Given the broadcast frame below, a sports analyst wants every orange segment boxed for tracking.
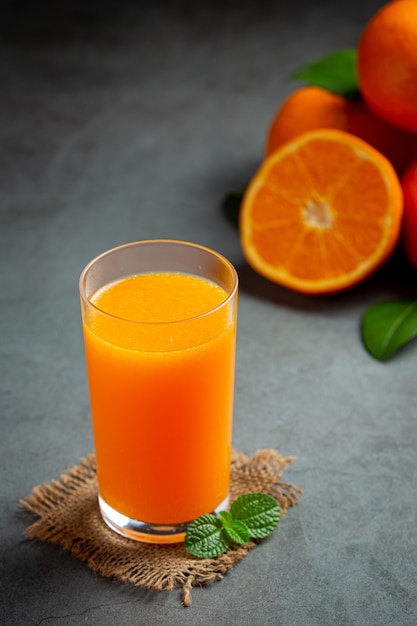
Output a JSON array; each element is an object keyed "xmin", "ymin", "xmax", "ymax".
[{"xmin": 239, "ymin": 129, "xmax": 403, "ymax": 294}]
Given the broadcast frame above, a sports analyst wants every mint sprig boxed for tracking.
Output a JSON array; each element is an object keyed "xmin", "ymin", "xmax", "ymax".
[
  {"xmin": 184, "ymin": 493, "xmax": 280, "ymax": 559},
  {"xmin": 230, "ymin": 492, "xmax": 281, "ymax": 538}
]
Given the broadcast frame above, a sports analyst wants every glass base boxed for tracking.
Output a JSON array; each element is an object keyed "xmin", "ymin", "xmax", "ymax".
[{"xmin": 98, "ymin": 494, "xmax": 230, "ymax": 544}]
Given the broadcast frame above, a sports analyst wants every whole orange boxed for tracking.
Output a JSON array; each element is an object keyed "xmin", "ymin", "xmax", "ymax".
[
  {"xmin": 357, "ymin": 0, "xmax": 417, "ymax": 133},
  {"xmin": 266, "ymin": 85, "xmax": 416, "ymax": 174},
  {"xmin": 401, "ymin": 159, "xmax": 417, "ymax": 269}
]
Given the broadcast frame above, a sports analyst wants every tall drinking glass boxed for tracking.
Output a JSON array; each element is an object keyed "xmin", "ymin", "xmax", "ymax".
[{"xmin": 79, "ymin": 240, "xmax": 238, "ymax": 543}]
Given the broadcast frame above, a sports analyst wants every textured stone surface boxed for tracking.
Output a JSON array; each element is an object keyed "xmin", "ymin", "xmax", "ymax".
[{"xmin": 1, "ymin": 1, "xmax": 417, "ymax": 624}]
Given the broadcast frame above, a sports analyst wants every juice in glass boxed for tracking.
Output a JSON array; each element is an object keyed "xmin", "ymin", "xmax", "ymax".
[{"xmin": 79, "ymin": 240, "xmax": 238, "ymax": 543}]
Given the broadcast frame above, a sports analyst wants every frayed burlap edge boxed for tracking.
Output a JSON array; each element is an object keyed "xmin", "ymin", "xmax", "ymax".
[{"xmin": 20, "ymin": 449, "xmax": 302, "ymax": 606}]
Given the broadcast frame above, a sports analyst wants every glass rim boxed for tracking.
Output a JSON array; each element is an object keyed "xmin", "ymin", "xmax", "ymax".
[{"xmin": 79, "ymin": 239, "xmax": 239, "ymax": 326}]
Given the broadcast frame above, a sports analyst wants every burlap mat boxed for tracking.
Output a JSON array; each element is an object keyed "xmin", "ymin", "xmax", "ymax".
[{"xmin": 20, "ymin": 448, "xmax": 302, "ymax": 606}]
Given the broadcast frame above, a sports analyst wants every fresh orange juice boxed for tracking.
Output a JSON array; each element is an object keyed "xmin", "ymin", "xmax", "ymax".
[{"xmin": 82, "ymin": 271, "xmax": 237, "ymax": 527}]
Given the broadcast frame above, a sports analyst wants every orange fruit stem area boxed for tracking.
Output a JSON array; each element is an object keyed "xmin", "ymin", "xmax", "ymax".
[{"xmin": 239, "ymin": 129, "xmax": 403, "ymax": 295}]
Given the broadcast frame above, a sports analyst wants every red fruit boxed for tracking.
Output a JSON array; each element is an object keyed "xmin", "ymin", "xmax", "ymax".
[{"xmin": 401, "ymin": 160, "xmax": 417, "ymax": 270}]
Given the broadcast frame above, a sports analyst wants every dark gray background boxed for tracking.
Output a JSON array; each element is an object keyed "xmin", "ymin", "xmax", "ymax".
[{"xmin": 2, "ymin": 1, "xmax": 417, "ymax": 624}]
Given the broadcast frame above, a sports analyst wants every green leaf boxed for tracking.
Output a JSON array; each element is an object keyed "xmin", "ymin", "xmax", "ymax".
[
  {"xmin": 218, "ymin": 511, "xmax": 250, "ymax": 545},
  {"xmin": 290, "ymin": 49, "xmax": 359, "ymax": 98},
  {"xmin": 184, "ymin": 514, "xmax": 229, "ymax": 558},
  {"xmin": 362, "ymin": 299, "xmax": 417, "ymax": 361},
  {"xmin": 184, "ymin": 492, "xmax": 282, "ymax": 558},
  {"xmin": 230, "ymin": 493, "xmax": 280, "ymax": 539},
  {"xmin": 218, "ymin": 510, "xmax": 233, "ymax": 526}
]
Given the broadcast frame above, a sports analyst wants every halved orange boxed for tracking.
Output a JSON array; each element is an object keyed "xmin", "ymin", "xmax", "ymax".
[{"xmin": 239, "ymin": 129, "xmax": 403, "ymax": 294}]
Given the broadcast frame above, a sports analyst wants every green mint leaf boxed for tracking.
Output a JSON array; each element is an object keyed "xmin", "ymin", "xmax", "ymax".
[
  {"xmin": 218, "ymin": 510, "xmax": 233, "ymax": 526},
  {"xmin": 184, "ymin": 492, "xmax": 282, "ymax": 558},
  {"xmin": 218, "ymin": 510, "xmax": 250, "ymax": 545},
  {"xmin": 184, "ymin": 514, "xmax": 229, "ymax": 558},
  {"xmin": 222, "ymin": 520, "xmax": 250, "ymax": 545},
  {"xmin": 290, "ymin": 49, "xmax": 359, "ymax": 98},
  {"xmin": 230, "ymin": 493, "xmax": 280, "ymax": 539},
  {"xmin": 362, "ymin": 299, "xmax": 417, "ymax": 361}
]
